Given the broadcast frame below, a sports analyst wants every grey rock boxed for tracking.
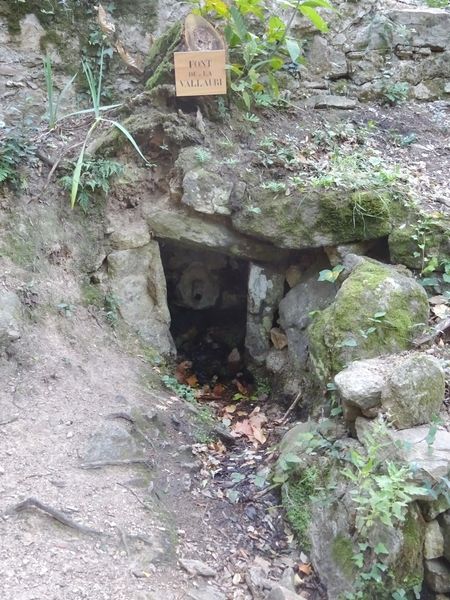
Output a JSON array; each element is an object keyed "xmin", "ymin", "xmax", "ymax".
[
  {"xmin": 267, "ymin": 585, "xmax": 307, "ymax": 600},
  {"xmin": 413, "ymin": 82, "xmax": 432, "ymax": 101},
  {"xmin": 144, "ymin": 203, "xmax": 289, "ymax": 263},
  {"xmin": 388, "ymin": 8, "xmax": 450, "ymax": 50},
  {"xmin": 309, "ymin": 256, "xmax": 429, "ymax": 382},
  {"xmin": 180, "ymin": 559, "xmax": 217, "ymax": 578},
  {"xmin": 186, "ymin": 587, "xmax": 225, "ymax": 600},
  {"xmin": 84, "ymin": 423, "xmax": 142, "ymax": 463},
  {"xmin": 279, "ymin": 274, "xmax": 335, "ymax": 370},
  {"xmin": 440, "ymin": 512, "xmax": 450, "ymax": 562},
  {"xmin": 182, "ymin": 168, "xmax": 233, "ymax": 216},
  {"xmin": 445, "ymin": 82, "xmax": 450, "ymax": 94},
  {"xmin": 0, "ymin": 291, "xmax": 21, "ymax": 348},
  {"xmin": 107, "ymin": 242, "xmax": 174, "ymax": 354},
  {"xmin": 356, "ymin": 418, "xmax": 450, "ymax": 492},
  {"xmin": 335, "ymin": 354, "xmax": 445, "ymax": 429},
  {"xmin": 245, "ymin": 263, "xmax": 285, "ymax": 364},
  {"xmin": 278, "ymin": 567, "xmax": 296, "ymax": 592},
  {"xmin": 312, "ymin": 95, "xmax": 357, "ymax": 109},
  {"xmin": 425, "ymin": 559, "xmax": 450, "ymax": 593},
  {"xmin": 424, "ymin": 520, "xmax": 444, "ymax": 560},
  {"xmin": 383, "ymin": 354, "xmax": 445, "ymax": 429},
  {"xmin": 335, "ymin": 360, "xmax": 385, "ymax": 411},
  {"xmin": 108, "ymin": 220, "xmax": 151, "ymax": 250}
]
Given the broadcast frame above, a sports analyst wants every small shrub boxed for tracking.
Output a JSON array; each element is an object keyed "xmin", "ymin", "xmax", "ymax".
[{"xmin": 60, "ymin": 158, "xmax": 123, "ymax": 211}]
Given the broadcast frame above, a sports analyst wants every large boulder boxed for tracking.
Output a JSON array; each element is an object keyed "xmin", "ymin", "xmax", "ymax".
[
  {"xmin": 389, "ymin": 214, "xmax": 450, "ymax": 270},
  {"xmin": 308, "ymin": 256, "xmax": 429, "ymax": 382},
  {"xmin": 107, "ymin": 242, "xmax": 174, "ymax": 354},
  {"xmin": 279, "ymin": 274, "xmax": 335, "ymax": 370},
  {"xmin": 232, "ymin": 188, "xmax": 399, "ymax": 249},
  {"xmin": 278, "ymin": 420, "xmax": 426, "ymax": 599},
  {"xmin": 335, "ymin": 353, "xmax": 445, "ymax": 429}
]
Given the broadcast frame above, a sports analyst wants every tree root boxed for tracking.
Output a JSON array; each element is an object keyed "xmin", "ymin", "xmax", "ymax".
[{"xmin": 3, "ymin": 497, "xmax": 105, "ymax": 537}]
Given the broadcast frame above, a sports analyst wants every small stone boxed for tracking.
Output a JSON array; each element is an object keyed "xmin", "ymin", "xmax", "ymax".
[
  {"xmin": 270, "ymin": 328, "xmax": 288, "ymax": 350},
  {"xmin": 312, "ymin": 95, "xmax": 357, "ymax": 110},
  {"xmin": 444, "ymin": 83, "xmax": 450, "ymax": 94},
  {"xmin": 180, "ymin": 559, "xmax": 217, "ymax": 578},
  {"xmin": 425, "ymin": 559, "xmax": 450, "ymax": 593},
  {"xmin": 424, "ymin": 520, "xmax": 444, "ymax": 559}
]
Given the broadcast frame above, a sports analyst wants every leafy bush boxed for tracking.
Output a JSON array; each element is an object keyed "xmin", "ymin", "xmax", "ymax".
[
  {"xmin": 0, "ymin": 134, "xmax": 37, "ymax": 189},
  {"xmin": 60, "ymin": 157, "xmax": 123, "ymax": 211},
  {"xmin": 189, "ymin": 0, "xmax": 333, "ymax": 108}
]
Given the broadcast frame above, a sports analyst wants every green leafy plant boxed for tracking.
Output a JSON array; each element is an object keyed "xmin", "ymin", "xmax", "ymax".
[
  {"xmin": 189, "ymin": 0, "xmax": 333, "ymax": 108},
  {"xmin": 318, "ymin": 264, "xmax": 344, "ymax": 283},
  {"xmin": 68, "ymin": 47, "xmax": 150, "ymax": 208},
  {"xmin": 382, "ymin": 82, "xmax": 409, "ymax": 106},
  {"xmin": 103, "ymin": 292, "xmax": 120, "ymax": 327},
  {"xmin": 194, "ymin": 147, "xmax": 211, "ymax": 164},
  {"xmin": 0, "ymin": 133, "xmax": 37, "ymax": 189},
  {"xmin": 60, "ymin": 157, "xmax": 123, "ymax": 211},
  {"xmin": 161, "ymin": 375, "xmax": 197, "ymax": 402},
  {"xmin": 43, "ymin": 54, "xmax": 77, "ymax": 129}
]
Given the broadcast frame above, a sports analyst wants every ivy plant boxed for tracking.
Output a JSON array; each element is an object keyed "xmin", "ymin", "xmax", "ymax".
[{"xmin": 189, "ymin": 0, "xmax": 333, "ymax": 108}]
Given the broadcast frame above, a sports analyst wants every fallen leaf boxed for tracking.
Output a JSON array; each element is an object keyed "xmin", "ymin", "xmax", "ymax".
[
  {"xmin": 298, "ymin": 563, "xmax": 313, "ymax": 575},
  {"xmin": 232, "ymin": 419, "xmax": 254, "ymax": 438},
  {"xmin": 186, "ymin": 374, "xmax": 198, "ymax": 387},
  {"xmin": 270, "ymin": 327, "xmax": 288, "ymax": 350},
  {"xmin": 224, "ymin": 404, "xmax": 237, "ymax": 414}
]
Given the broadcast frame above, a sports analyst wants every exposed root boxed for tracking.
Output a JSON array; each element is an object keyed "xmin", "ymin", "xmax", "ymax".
[{"xmin": 3, "ymin": 497, "xmax": 104, "ymax": 537}]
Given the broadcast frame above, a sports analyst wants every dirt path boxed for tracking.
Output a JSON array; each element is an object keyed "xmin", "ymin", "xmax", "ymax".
[{"xmin": 0, "ymin": 298, "xmax": 303, "ymax": 600}]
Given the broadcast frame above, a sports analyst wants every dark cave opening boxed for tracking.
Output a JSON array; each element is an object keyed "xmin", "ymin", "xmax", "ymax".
[{"xmin": 159, "ymin": 240, "xmax": 251, "ymax": 384}]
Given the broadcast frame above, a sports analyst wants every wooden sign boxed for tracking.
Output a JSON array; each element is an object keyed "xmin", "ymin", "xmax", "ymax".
[{"xmin": 174, "ymin": 50, "xmax": 227, "ymax": 97}]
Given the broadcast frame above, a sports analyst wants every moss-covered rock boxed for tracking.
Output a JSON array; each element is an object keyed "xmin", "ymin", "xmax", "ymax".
[
  {"xmin": 308, "ymin": 256, "xmax": 429, "ymax": 382},
  {"xmin": 389, "ymin": 212, "xmax": 450, "ymax": 271},
  {"xmin": 144, "ymin": 21, "xmax": 183, "ymax": 90},
  {"xmin": 231, "ymin": 186, "xmax": 405, "ymax": 249}
]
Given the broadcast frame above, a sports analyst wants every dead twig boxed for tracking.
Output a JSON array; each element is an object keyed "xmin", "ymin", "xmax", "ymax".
[
  {"xmin": 0, "ymin": 416, "xmax": 19, "ymax": 427},
  {"xmin": 252, "ymin": 482, "xmax": 281, "ymax": 501},
  {"xmin": 279, "ymin": 390, "xmax": 302, "ymax": 425},
  {"xmin": 414, "ymin": 317, "xmax": 450, "ymax": 347},
  {"xmin": 117, "ymin": 482, "xmax": 150, "ymax": 510},
  {"xmin": 4, "ymin": 497, "xmax": 104, "ymax": 536}
]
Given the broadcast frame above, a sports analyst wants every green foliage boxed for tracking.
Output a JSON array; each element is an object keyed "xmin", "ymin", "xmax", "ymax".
[
  {"xmin": 425, "ymin": 0, "xmax": 449, "ymax": 7},
  {"xmin": 60, "ymin": 157, "xmax": 123, "ymax": 211},
  {"xmin": 311, "ymin": 151, "xmax": 403, "ymax": 193},
  {"xmin": 343, "ymin": 418, "xmax": 426, "ymax": 529},
  {"xmin": 283, "ymin": 467, "xmax": 319, "ymax": 550},
  {"xmin": 0, "ymin": 133, "xmax": 37, "ymax": 189},
  {"xmin": 43, "ymin": 54, "xmax": 77, "ymax": 129},
  {"xmin": 382, "ymin": 82, "xmax": 409, "ymax": 106},
  {"xmin": 189, "ymin": 0, "xmax": 333, "ymax": 108},
  {"xmin": 194, "ymin": 147, "xmax": 212, "ymax": 164},
  {"xmin": 318, "ymin": 264, "xmax": 344, "ymax": 283},
  {"xmin": 62, "ymin": 47, "xmax": 150, "ymax": 209},
  {"xmin": 161, "ymin": 375, "xmax": 197, "ymax": 402},
  {"xmin": 103, "ymin": 292, "xmax": 120, "ymax": 327}
]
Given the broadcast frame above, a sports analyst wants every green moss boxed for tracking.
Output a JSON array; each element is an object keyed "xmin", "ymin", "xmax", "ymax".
[
  {"xmin": 282, "ymin": 466, "xmax": 322, "ymax": 550},
  {"xmin": 308, "ymin": 259, "xmax": 429, "ymax": 381},
  {"xmin": 144, "ymin": 22, "xmax": 183, "ymax": 90},
  {"xmin": 331, "ymin": 534, "xmax": 356, "ymax": 578},
  {"xmin": 39, "ymin": 30, "xmax": 62, "ymax": 53},
  {"xmin": 80, "ymin": 282, "xmax": 103, "ymax": 308},
  {"xmin": 317, "ymin": 191, "xmax": 393, "ymax": 241},
  {"xmin": 389, "ymin": 214, "xmax": 450, "ymax": 270},
  {"xmin": 389, "ymin": 506, "xmax": 425, "ymax": 591}
]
